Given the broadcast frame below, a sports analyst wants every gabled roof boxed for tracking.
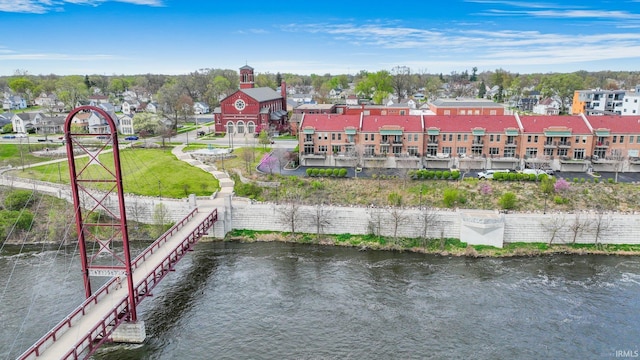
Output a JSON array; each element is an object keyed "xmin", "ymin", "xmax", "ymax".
[
  {"xmin": 301, "ymin": 114, "xmax": 360, "ymax": 131},
  {"xmin": 240, "ymin": 87, "xmax": 282, "ymax": 102},
  {"xmin": 425, "ymin": 115, "xmax": 520, "ymax": 132},
  {"xmin": 519, "ymin": 115, "xmax": 591, "ymax": 134},
  {"xmin": 362, "ymin": 115, "xmax": 422, "ymax": 132},
  {"xmin": 585, "ymin": 115, "xmax": 640, "ymax": 134}
]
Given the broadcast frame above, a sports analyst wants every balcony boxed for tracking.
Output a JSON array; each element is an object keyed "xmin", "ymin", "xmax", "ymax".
[
  {"xmin": 504, "ymin": 140, "xmax": 517, "ymax": 147},
  {"xmin": 394, "ymin": 153, "xmax": 420, "ymax": 160},
  {"xmin": 334, "ymin": 152, "xmax": 356, "ymax": 159},
  {"xmin": 543, "ymin": 142, "xmax": 556, "ymax": 149},
  {"xmin": 363, "ymin": 153, "xmax": 387, "ymax": 160},
  {"xmin": 304, "ymin": 139, "xmax": 314, "ymax": 145},
  {"xmin": 427, "ymin": 139, "xmax": 439, "ymax": 145},
  {"xmin": 301, "ymin": 152, "xmax": 326, "ymax": 159},
  {"xmin": 595, "ymin": 141, "xmax": 610, "ymax": 148},
  {"xmin": 557, "ymin": 141, "xmax": 572, "ymax": 148}
]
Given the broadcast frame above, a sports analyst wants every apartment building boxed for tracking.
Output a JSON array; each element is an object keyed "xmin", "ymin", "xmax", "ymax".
[
  {"xmin": 571, "ymin": 89, "xmax": 625, "ymax": 115},
  {"xmin": 297, "ymin": 111, "xmax": 640, "ymax": 172}
]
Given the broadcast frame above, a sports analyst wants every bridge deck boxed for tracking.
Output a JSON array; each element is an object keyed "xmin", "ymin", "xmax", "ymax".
[{"xmin": 21, "ymin": 203, "xmax": 218, "ymax": 360}]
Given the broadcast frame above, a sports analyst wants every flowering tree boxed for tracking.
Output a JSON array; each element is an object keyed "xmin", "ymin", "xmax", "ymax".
[
  {"xmin": 554, "ymin": 178, "xmax": 571, "ymax": 193},
  {"xmin": 479, "ymin": 183, "xmax": 492, "ymax": 209}
]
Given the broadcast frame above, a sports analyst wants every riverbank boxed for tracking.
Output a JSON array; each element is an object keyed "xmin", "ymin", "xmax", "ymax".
[{"xmin": 217, "ymin": 230, "xmax": 640, "ymax": 258}]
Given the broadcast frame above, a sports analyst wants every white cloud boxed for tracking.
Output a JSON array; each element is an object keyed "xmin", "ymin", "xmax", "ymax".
[{"xmin": 0, "ymin": 0, "xmax": 162, "ymax": 13}]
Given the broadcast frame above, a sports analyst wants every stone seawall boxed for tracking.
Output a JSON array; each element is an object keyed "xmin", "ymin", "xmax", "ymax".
[{"xmin": 228, "ymin": 199, "xmax": 640, "ymax": 246}]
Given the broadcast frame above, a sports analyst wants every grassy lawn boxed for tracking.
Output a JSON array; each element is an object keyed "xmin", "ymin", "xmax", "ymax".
[
  {"xmin": 7, "ymin": 148, "xmax": 220, "ymax": 198},
  {"xmin": 0, "ymin": 144, "xmax": 59, "ymax": 168}
]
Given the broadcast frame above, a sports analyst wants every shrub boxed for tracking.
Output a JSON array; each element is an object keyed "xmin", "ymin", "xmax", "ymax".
[
  {"xmin": 311, "ymin": 168, "xmax": 320, "ymax": 177},
  {"xmin": 508, "ymin": 173, "xmax": 517, "ymax": 181},
  {"xmin": 435, "ymin": 171, "xmax": 443, "ymax": 179},
  {"xmin": 553, "ymin": 196, "xmax": 569, "ymax": 204},
  {"xmin": 443, "ymin": 188, "xmax": 461, "ymax": 208},
  {"xmin": 498, "ymin": 192, "xmax": 517, "ymax": 210},
  {"xmin": 554, "ymin": 178, "xmax": 571, "ymax": 192},
  {"xmin": 306, "ymin": 168, "xmax": 313, "ymax": 177},
  {"xmin": 332, "ymin": 168, "xmax": 340, "ymax": 177},
  {"xmin": 339, "ymin": 168, "xmax": 347, "ymax": 177},
  {"xmin": 3, "ymin": 190, "xmax": 35, "ymax": 211},
  {"xmin": 493, "ymin": 172, "xmax": 504, "ymax": 181},
  {"xmin": 388, "ymin": 192, "xmax": 403, "ymax": 206},
  {"xmin": 0, "ymin": 210, "xmax": 34, "ymax": 237},
  {"xmin": 608, "ymin": 178, "xmax": 614, "ymax": 184},
  {"xmin": 234, "ymin": 181, "xmax": 262, "ymax": 199},
  {"xmin": 594, "ymin": 178, "xmax": 599, "ymax": 183},
  {"xmin": 442, "ymin": 171, "xmax": 451, "ymax": 179},
  {"xmin": 451, "ymin": 171, "xmax": 461, "ymax": 180},
  {"xmin": 311, "ymin": 180, "xmax": 324, "ymax": 190},
  {"xmin": 529, "ymin": 174, "xmax": 536, "ymax": 181},
  {"xmin": 573, "ymin": 177, "xmax": 579, "ymax": 183}
]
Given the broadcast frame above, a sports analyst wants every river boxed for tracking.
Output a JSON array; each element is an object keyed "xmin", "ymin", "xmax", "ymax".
[{"xmin": 1, "ymin": 242, "xmax": 639, "ymax": 359}]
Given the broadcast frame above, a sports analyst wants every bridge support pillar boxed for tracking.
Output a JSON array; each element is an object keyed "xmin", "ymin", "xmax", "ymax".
[{"xmin": 111, "ymin": 321, "xmax": 146, "ymax": 344}]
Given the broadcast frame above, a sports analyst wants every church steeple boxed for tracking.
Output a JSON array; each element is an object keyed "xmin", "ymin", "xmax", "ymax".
[{"xmin": 239, "ymin": 65, "xmax": 254, "ymax": 89}]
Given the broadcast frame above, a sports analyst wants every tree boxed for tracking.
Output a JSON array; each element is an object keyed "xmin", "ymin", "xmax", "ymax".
[
  {"xmin": 276, "ymin": 191, "xmax": 303, "ymax": 235},
  {"xmin": 537, "ymin": 73, "xmax": 584, "ymax": 114},
  {"xmin": 542, "ymin": 215, "xmax": 567, "ymax": 245},
  {"xmin": 540, "ymin": 176, "xmax": 556, "ymax": 213},
  {"xmin": 132, "ymin": 112, "xmax": 161, "ymax": 135},
  {"xmin": 258, "ymin": 130, "xmax": 271, "ymax": 149},
  {"xmin": 391, "ymin": 66, "xmax": 413, "ymax": 100},
  {"xmin": 569, "ymin": 213, "xmax": 589, "ymax": 244},
  {"xmin": 355, "ymin": 70, "xmax": 393, "ymax": 104},
  {"xmin": 591, "ymin": 209, "xmax": 611, "ymax": 247},
  {"xmin": 420, "ymin": 202, "xmax": 440, "ymax": 248},
  {"xmin": 157, "ymin": 79, "xmax": 189, "ymax": 130},
  {"xmin": 311, "ymin": 204, "xmax": 332, "ymax": 242},
  {"xmin": 498, "ymin": 192, "xmax": 517, "ymax": 210},
  {"xmin": 55, "ymin": 76, "xmax": 89, "ymax": 111}
]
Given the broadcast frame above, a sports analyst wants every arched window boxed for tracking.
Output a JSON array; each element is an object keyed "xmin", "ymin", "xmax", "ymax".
[
  {"xmin": 237, "ymin": 121, "xmax": 245, "ymax": 134},
  {"xmin": 226, "ymin": 122, "xmax": 234, "ymax": 135},
  {"xmin": 247, "ymin": 121, "xmax": 256, "ymax": 134}
]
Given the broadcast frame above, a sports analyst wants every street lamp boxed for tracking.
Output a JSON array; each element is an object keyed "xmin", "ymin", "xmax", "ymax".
[{"xmin": 158, "ymin": 180, "xmax": 162, "ymax": 198}]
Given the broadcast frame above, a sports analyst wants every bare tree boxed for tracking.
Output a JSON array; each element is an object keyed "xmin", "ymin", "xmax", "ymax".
[
  {"xmin": 387, "ymin": 207, "xmax": 409, "ymax": 241},
  {"xmin": 569, "ymin": 213, "xmax": 589, "ymax": 244},
  {"xmin": 242, "ymin": 145, "xmax": 255, "ymax": 174},
  {"xmin": 420, "ymin": 203, "xmax": 440, "ymax": 248},
  {"xmin": 152, "ymin": 203, "xmax": 170, "ymax": 238},
  {"xmin": 591, "ymin": 209, "xmax": 611, "ymax": 247},
  {"xmin": 311, "ymin": 204, "xmax": 332, "ymax": 242},
  {"xmin": 542, "ymin": 215, "xmax": 567, "ymax": 245},
  {"xmin": 276, "ymin": 191, "xmax": 303, "ymax": 235},
  {"xmin": 367, "ymin": 207, "xmax": 384, "ymax": 240}
]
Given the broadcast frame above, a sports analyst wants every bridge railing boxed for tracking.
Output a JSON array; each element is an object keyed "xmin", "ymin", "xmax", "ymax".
[
  {"xmin": 17, "ymin": 276, "xmax": 121, "ymax": 360},
  {"xmin": 133, "ymin": 209, "xmax": 218, "ymax": 304},
  {"xmin": 131, "ymin": 208, "xmax": 199, "ymax": 271}
]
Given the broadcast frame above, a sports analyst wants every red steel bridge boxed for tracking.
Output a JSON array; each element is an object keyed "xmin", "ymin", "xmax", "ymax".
[{"xmin": 16, "ymin": 106, "xmax": 218, "ymax": 359}]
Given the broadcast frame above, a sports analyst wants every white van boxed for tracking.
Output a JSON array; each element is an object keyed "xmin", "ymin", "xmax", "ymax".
[{"xmin": 477, "ymin": 169, "xmax": 510, "ymax": 179}]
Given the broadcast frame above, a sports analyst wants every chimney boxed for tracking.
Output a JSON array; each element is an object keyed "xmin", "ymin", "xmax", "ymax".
[{"xmin": 281, "ymin": 80, "xmax": 287, "ymax": 111}]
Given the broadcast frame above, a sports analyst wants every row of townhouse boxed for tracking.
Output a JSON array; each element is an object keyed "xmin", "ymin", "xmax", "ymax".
[{"xmin": 297, "ymin": 113, "xmax": 640, "ymax": 173}]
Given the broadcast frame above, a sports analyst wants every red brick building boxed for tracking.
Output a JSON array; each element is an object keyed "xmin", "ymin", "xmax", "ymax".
[{"xmin": 213, "ymin": 65, "xmax": 288, "ymax": 135}]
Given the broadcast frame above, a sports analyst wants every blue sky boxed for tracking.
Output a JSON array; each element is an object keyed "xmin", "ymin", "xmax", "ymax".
[{"xmin": 2, "ymin": 0, "xmax": 640, "ymax": 76}]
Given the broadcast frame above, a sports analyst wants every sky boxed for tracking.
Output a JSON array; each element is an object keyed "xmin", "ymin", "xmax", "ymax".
[{"xmin": 1, "ymin": 0, "xmax": 640, "ymax": 77}]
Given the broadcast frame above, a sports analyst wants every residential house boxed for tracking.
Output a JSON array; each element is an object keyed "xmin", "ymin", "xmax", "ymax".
[
  {"xmin": 88, "ymin": 95, "xmax": 110, "ymax": 106},
  {"xmin": 194, "ymin": 102, "xmax": 210, "ymax": 114},
  {"xmin": 3, "ymin": 95, "xmax": 27, "ymax": 111},
  {"xmin": 532, "ymin": 98, "xmax": 561, "ymax": 115},
  {"xmin": 345, "ymin": 95, "xmax": 359, "ymax": 106},
  {"xmin": 36, "ymin": 116, "xmax": 65, "ymax": 135},
  {"xmin": 516, "ymin": 97, "xmax": 537, "ymax": 112},
  {"xmin": 122, "ymin": 100, "xmax": 140, "ymax": 115},
  {"xmin": 119, "ymin": 114, "xmax": 135, "ymax": 135},
  {"xmin": 11, "ymin": 112, "xmax": 44, "ymax": 133},
  {"xmin": 146, "ymin": 102, "xmax": 160, "ymax": 113},
  {"xmin": 33, "ymin": 93, "xmax": 57, "ymax": 107}
]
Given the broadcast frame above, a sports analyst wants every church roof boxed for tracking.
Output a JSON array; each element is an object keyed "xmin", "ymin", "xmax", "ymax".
[{"xmin": 240, "ymin": 87, "xmax": 282, "ymax": 102}]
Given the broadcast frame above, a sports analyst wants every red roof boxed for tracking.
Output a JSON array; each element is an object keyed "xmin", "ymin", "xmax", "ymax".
[
  {"xmin": 425, "ymin": 115, "xmax": 520, "ymax": 132},
  {"xmin": 519, "ymin": 115, "xmax": 591, "ymax": 134},
  {"xmin": 361, "ymin": 115, "xmax": 423, "ymax": 132},
  {"xmin": 585, "ymin": 115, "xmax": 640, "ymax": 134},
  {"xmin": 301, "ymin": 114, "xmax": 360, "ymax": 131}
]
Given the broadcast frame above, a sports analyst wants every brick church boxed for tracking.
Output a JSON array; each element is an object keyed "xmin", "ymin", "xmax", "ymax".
[{"xmin": 213, "ymin": 65, "xmax": 288, "ymax": 135}]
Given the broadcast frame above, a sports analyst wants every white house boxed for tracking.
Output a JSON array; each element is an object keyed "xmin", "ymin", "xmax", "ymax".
[
  {"xmin": 146, "ymin": 102, "xmax": 160, "ymax": 113},
  {"xmin": 122, "ymin": 100, "xmax": 140, "ymax": 115},
  {"xmin": 532, "ymin": 97, "xmax": 561, "ymax": 115},
  {"xmin": 11, "ymin": 112, "xmax": 44, "ymax": 133},
  {"xmin": 193, "ymin": 102, "xmax": 210, "ymax": 114},
  {"xmin": 118, "ymin": 114, "xmax": 135, "ymax": 135}
]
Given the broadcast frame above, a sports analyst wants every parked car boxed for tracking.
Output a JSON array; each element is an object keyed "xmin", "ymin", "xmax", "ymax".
[
  {"xmin": 197, "ymin": 131, "xmax": 205, "ymax": 136},
  {"xmin": 2, "ymin": 134, "xmax": 16, "ymax": 139},
  {"xmin": 15, "ymin": 133, "xmax": 27, "ymax": 138},
  {"xmin": 477, "ymin": 169, "xmax": 511, "ymax": 179},
  {"xmin": 124, "ymin": 136, "xmax": 139, "ymax": 141}
]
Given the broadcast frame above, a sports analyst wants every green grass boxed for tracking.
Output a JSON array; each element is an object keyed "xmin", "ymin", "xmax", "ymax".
[
  {"xmin": 0, "ymin": 144, "xmax": 57, "ymax": 168},
  {"xmin": 8, "ymin": 148, "xmax": 220, "ymax": 198}
]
